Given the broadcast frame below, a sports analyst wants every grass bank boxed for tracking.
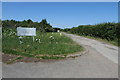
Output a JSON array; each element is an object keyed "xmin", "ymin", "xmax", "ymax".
[
  {"xmin": 81, "ymin": 35, "xmax": 118, "ymax": 46},
  {"xmin": 69, "ymin": 32, "xmax": 118, "ymax": 46},
  {"xmin": 2, "ymin": 28, "xmax": 83, "ymax": 62}
]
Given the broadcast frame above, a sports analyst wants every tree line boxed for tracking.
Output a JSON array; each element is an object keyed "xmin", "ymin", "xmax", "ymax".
[
  {"xmin": 2, "ymin": 19, "xmax": 61, "ymax": 32},
  {"xmin": 63, "ymin": 22, "xmax": 119, "ymax": 43},
  {"xmin": 2, "ymin": 19, "xmax": 120, "ymax": 44}
]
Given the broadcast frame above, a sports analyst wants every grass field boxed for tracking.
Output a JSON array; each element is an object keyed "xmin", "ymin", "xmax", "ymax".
[{"xmin": 2, "ymin": 28, "xmax": 83, "ymax": 60}]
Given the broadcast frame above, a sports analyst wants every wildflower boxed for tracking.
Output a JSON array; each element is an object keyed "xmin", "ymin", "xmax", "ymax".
[
  {"xmin": 38, "ymin": 39, "xmax": 41, "ymax": 43},
  {"xmin": 52, "ymin": 37, "xmax": 54, "ymax": 39},
  {"xmin": 60, "ymin": 32, "xmax": 62, "ymax": 36},
  {"xmin": 20, "ymin": 41, "xmax": 23, "ymax": 44},
  {"xmin": 49, "ymin": 36, "xmax": 54, "ymax": 40},
  {"xmin": 56, "ymin": 42, "xmax": 58, "ymax": 44},
  {"xmin": 14, "ymin": 33, "xmax": 16, "ymax": 35},
  {"xmin": 49, "ymin": 36, "xmax": 53, "ymax": 38},
  {"xmin": 8, "ymin": 32, "xmax": 12, "ymax": 36},
  {"xmin": 13, "ymin": 32, "xmax": 16, "ymax": 35},
  {"xmin": 36, "ymin": 39, "xmax": 38, "ymax": 41},
  {"xmin": 27, "ymin": 45, "xmax": 30, "ymax": 47},
  {"xmin": 19, "ymin": 36, "xmax": 22, "ymax": 39}
]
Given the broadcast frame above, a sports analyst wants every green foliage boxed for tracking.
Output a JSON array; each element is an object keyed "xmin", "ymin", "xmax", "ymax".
[
  {"xmin": 2, "ymin": 19, "xmax": 55, "ymax": 32},
  {"xmin": 64, "ymin": 22, "xmax": 119, "ymax": 46},
  {"xmin": 63, "ymin": 28, "xmax": 71, "ymax": 32},
  {"xmin": 39, "ymin": 19, "xmax": 54, "ymax": 32},
  {"xmin": 3, "ymin": 28, "xmax": 83, "ymax": 59},
  {"xmin": 53, "ymin": 27, "xmax": 61, "ymax": 32}
]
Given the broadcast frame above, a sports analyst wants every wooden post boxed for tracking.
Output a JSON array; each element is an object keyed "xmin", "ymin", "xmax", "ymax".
[{"xmin": 33, "ymin": 36, "xmax": 35, "ymax": 42}]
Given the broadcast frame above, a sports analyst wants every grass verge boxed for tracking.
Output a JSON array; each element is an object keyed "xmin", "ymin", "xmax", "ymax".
[
  {"xmin": 73, "ymin": 33, "xmax": 118, "ymax": 46},
  {"xmin": 3, "ymin": 28, "xmax": 83, "ymax": 63}
]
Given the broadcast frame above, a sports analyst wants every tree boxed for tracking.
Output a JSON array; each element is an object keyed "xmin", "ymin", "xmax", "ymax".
[
  {"xmin": 39, "ymin": 19, "xmax": 54, "ymax": 32},
  {"xmin": 2, "ymin": 19, "xmax": 55, "ymax": 32}
]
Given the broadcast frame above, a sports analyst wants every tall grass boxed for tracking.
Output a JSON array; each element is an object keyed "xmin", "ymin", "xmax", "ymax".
[{"xmin": 2, "ymin": 28, "xmax": 83, "ymax": 59}]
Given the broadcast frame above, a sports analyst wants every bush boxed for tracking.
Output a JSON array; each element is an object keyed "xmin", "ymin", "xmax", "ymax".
[{"xmin": 68, "ymin": 23, "xmax": 118, "ymax": 41}]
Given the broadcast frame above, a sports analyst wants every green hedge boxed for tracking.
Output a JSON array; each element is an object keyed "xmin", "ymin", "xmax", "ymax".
[{"xmin": 68, "ymin": 23, "xmax": 118, "ymax": 41}]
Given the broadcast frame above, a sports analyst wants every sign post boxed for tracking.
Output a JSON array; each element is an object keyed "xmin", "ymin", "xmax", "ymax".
[
  {"xmin": 33, "ymin": 36, "xmax": 35, "ymax": 42},
  {"xmin": 17, "ymin": 27, "xmax": 36, "ymax": 43}
]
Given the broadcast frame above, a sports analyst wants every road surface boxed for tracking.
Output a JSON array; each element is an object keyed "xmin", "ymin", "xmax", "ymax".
[{"xmin": 2, "ymin": 33, "xmax": 118, "ymax": 78}]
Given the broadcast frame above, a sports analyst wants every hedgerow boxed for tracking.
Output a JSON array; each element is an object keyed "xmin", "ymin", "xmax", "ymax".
[{"xmin": 63, "ymin": 22, "xmax": 119, "ymax": 45}]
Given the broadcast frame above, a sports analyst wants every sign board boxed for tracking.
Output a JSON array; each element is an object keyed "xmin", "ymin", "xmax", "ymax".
[
  {"xmin": 57, "ymin": 30, "xmax": 60, "ymax": 32},
  {"xmin": 17, "ymin": 27, "xmax": 36, "ymax": 36}
]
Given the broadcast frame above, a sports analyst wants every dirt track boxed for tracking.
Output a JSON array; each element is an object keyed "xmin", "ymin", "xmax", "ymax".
[{"xmin": 2, "ymin": 33, "xmax": 118, "ymax": 78}]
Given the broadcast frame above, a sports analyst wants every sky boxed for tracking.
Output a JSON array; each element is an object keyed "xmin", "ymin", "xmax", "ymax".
[{"xmin": 2, "ymin": 2, "xmax": 118, "ymax": 28}]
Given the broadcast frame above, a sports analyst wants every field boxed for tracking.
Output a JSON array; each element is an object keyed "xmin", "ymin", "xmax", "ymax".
[{"xmin": 2, "ymin": 28, "xmax": 83, "ymax": 63}]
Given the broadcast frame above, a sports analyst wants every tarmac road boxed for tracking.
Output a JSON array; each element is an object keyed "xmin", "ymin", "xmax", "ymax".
[{"xmin": 2, "ymin": 33, "xmax": 118, "ymax": 78}]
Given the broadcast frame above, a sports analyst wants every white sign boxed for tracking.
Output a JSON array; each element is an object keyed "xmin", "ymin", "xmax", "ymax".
[
  {"xmin": 17, "ymin": 27, "xmax": 36, "ymax": 36},
  {"xmin": 57, "ymin": 30, "xmax": 60, "ymax": 32}
]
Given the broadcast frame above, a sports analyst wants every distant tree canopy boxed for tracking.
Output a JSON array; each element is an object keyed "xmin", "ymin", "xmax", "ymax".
[
  {"xmin": 63, "ymin": 28, "xmax": 71, "ymax": 32},
  {"xmin": 2, "ymin": 19, "xmax": 55, "ymax": 32},
  {"xmin": 53, "ymin": 27, "xmax": 62, "ymax": 32}
]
